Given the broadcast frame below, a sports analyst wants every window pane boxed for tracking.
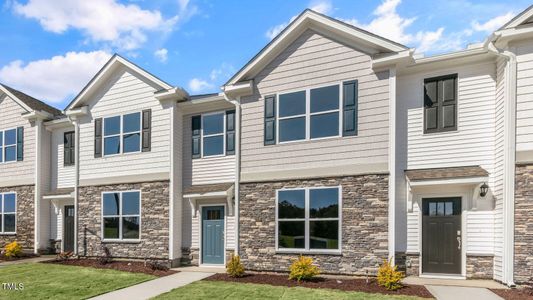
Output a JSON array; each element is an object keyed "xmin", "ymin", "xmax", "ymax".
[
  {"xmin": 103, "ymin": 217, "xmax": 119, "ymax": 239},
  {"xmin": 310, "ymin": 85, "xmax": 339, "ymax": 113},
  {"xmin": 122, "ymin": 217, "xmax": 140, "ymax": 239},
  {"xmin": 0, "ymin": 146, "xmax": 3, "ymax": 162},
  {"xmin": 123, "ymin": 112, "xmax": 140, "ymax": 133},
  {"xmin": 279, "ymin": 117, "xmax": 305, "ymax": 142},
  {"xmin": 203, "ymin": 135, "xmax": 224, "ymax": 156},
  {"xmin": 4, "ymin": 214, "xmax": 15, "ymax": 232},
  {"xmin": 310, "ymin": 188, "xmax": 338, "ymax": 218},
  {"xmin": 203, "ymin": 114, "xmax": 224, "ymax": 135},
  {"xmin": 123, "ymin": 133, "xmax": 140, "ymax": 153},
  {"xmin": 279, "ymin": 91, "xmax": 305, "ymax": 117},
  {"xmin": 310, "ymin": 220, "xmax": 339, "ymax": 249},
  {"xmin": 278, "ymin": 221, "xmax": 305, "ymax": 249},
  {"xmin": 103, "ymin": 193, "xmax": 120, "ymax": 216},
  {"xmin": 104, "ymin": 136, "xmax": 120, "ymax": 155},
  {"xmin": 122, "ymin": 192, "xmax": 140, "ymax": 215},
  {"xmin": 3, "ymin": 194, "xmax": 15, "ymax": 213},
  {"xmin": 429, "ymin": 202, "xmax": 436, "ymax": 216},
  {"xmin": 4, "ymin": 129, "xmax": 16, "ymax": 145},
  {"xmin": 445, "ymin": 202, "xmax": 453, "ymax": 216},
  {"xmin": 5, "ymin": 146, "xmax": 16, "ymax": 162},
  {"xmin": 104, "ymin": 116, "xmax": 120, "ymax": 136},
  {"xmin": 310, "ymin": 112, "xmax": 339, "ymax": 139},
  {"xmin": 0, "ymin": 132, "xmax": 3, "ymax": 146},
  {"xmin": 437, "ymin": 202, "xmax": 445, "ymax": 216},
  {"xmin": 278, "ymin": 190, "xmax": 305, "ymax": 219}
]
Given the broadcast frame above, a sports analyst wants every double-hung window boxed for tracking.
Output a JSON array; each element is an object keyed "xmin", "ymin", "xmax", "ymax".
[
  {"xmin": 202, "ymin": 113, "xmax": 225, "ymax": 157},
  {"xmin": 267, "ymin": 80, "xmax": 357, "ymax": 144},
  {"xmin": 191, "ymin": 110, "xmax": 235, "ymax": 158},
  {"xmin": 277, "ymin": 187, "xmax": 341, "ymax": 252},
  {"xmin": 0, "ymin": 129, "xmax": 17, "ymax": 163},
  {"xmin": 0, "ymin": 193, "xmax": 16, "ymax": 234},
  {"xmin": 103, "ymin": 112, "xmax": 141, "ymax": 156},
  {"xmin": 102, "ymin": 191, "xmax": 140, "ymax": 240}
]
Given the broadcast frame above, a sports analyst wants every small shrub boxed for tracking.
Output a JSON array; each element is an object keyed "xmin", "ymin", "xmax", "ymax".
[
  {"xmin": 4, "ymin": 241, "xmax": 23, "ymax": 258},
  {"xmin": 288, "ymin": 255, "xmax": 320, "ymax": 282},
  {"xmin": 146, "ymin": 260, "xmax": 169, "ymax": 271},
  {"xmin": 97, "ymin": 245, "xmax": 113, "ymax": 265},
  {"xmin": 377, "ymin": 259, "xmax": 404, "ymax": 291},
  {"xmin": 226, "ymin": 254, "xmax": 245, "ymax": 278}
]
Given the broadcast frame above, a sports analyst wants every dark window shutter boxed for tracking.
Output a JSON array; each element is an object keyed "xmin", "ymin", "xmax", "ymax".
[
  {"xmin": 226, "ymin": 110, "xmax": 236, "ymax": 155},
  {"xmin": 142, "ymin": 109, "xmax": 152, "ymax": 152},
  {"xmin": 192, "ymin": 115, "xmax": 201, "ymax": 158},
  {"xmin": 94, "ymin": 118, "xmax": 102, "ymax": 158},
  {"xmin": 424, "ymin": 74, "xmax": 457, "ymax": 133},
  {"xmin": 16, "ymin": 126, "xmax": 23, "ymax": 161},
  {"xmin": 64, "ymin": 131, "xmax": 75, "ymax": 166},
  {"xmin": 264, "ymin": 95, "xmax": 276, "ymax": 145},
  {"xmin": 343, "ymin": 80, "xmax": 358, "ymax": 136}
]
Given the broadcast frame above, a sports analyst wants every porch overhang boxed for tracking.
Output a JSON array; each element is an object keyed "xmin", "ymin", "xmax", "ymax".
[
  {"xmin": 184, "ymin": 183, "xmax": 235, "ymax": 217},
  {"xmin": 43, "ymin": 188, "xmax": 75, "ymax": 200}
]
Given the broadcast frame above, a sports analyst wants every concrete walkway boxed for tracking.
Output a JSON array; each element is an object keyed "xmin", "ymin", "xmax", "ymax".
[
  {"xmin": 0, "ymin": 255, "xmax": 55, "ymax": 266},
  {"xmin": 89, "ymin": 271, "xmax": 214, "ymax": 300},
  {"xmin": 426, "ymin": 285, "xmax": 503, "ymax": 300},
  {"xmin": 403, "ymin": 276, "xmax": 508, "ymax": 289}
]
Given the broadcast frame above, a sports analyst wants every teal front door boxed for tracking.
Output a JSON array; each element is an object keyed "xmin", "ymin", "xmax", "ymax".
[{"xmin": 202, "ymin": 206, "xmax": 225, "ymax": 265}]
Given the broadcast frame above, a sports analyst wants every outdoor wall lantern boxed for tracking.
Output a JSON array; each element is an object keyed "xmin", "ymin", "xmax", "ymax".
[{"xmin": 479, "ymin": 182, "xmax": 489, "ymax": 197}]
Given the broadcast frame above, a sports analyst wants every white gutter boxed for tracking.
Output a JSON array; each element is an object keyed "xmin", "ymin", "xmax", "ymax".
[
  {"xmin": 484, "ymin": 34, "xmax": 517, "ymax": 287},
  {"xmin": 223, "ymin": 93, "xmax": 241, "ymax": 256},
  {"xmin": 34, "ymin": 119, "xmax": 42, "ymax": 254},
  {"xmin": 71, "ymin": 117, "xmax": 80, "ymax": 256}
]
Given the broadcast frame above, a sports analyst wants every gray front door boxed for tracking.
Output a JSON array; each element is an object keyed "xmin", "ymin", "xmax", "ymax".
[
  {"xmin": 422, "ymin": 197, "xmax": 462, "ymax": 274},
  {"xmin": 202, "ymin": 206, "xmax": 224, "ymax": 265},
  {"xmin": 64, "ymin": 205, "xmax": 75, "ymax": 252}
]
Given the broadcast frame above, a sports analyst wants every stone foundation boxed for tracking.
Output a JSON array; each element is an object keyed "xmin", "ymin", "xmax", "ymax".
[
  {"xmin": 0, "ymin": 185, "xmax": 34, "ymax": 251},
  {"xmin": 405, "ymin": 254, "xmax": 420, "ymax": 276},
  {"xmin": 77, "ymin": 181, "xmax": 170, "ymax": 260},
  {"xmin": 181, "ymin": 247, "xmax": 234, "ymax": 266},
  {"xmin": 515, "ymin": 164, "xmax": 533, "ymax": 284},
  {"xmin": 238, "ymin": 174, "xmax": 389, "ymax": 275},
  {"xmin": 466, "ymin": 255, "xmax": 493, "ymax": 279}
]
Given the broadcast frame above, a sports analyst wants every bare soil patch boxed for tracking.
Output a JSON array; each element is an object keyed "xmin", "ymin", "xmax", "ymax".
[
  {"xmin": 43, "ymin": 258, "xmax": 177, "ymax": 277},
  {"xmin": 491, "ymin": 287, "xmax": 533, "ymax": 300},
  {"xmin": 206, "ymin": 273, "xmax": 433, "ymax": 298}
]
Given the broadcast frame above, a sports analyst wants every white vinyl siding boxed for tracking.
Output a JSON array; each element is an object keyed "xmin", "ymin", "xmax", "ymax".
[
  {"xmin": 77, "ymin": 67, "xmax": 171, "ymax": 182},
  {"xmin": 50, "ymin": 127, "xmax": 76, "ymax": 190},
  {"xmin": 466, "ymin": 211, "xmax": 495, "ymax": 255},
  {"xmin": 239, "ymin": 29, "xmax": 389, "ymax": 174},
  {"xmin": 514, "ymin": 40, "xmax": 533, "ymax": 151},
  {"xmin": 0, "ymin": 95, "xmax": 35, "ymax": 184}
]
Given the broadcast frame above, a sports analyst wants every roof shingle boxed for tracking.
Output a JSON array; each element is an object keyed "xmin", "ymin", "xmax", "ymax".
[{"xmin": 1, "ymin": 84, "xmax": 63, "ymax": 117}]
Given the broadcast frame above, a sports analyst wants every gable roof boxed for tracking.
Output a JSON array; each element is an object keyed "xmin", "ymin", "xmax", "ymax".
[
  {"xmin": 65, "ymin": 54, "xmax": 175, "ymax": 111},
  {"xmin": 224, "ymin": 9, "xmax": 408, "ymax": 86},
  {"xmin": 0, "ymin": 84, "xmax": 63, "ymax": 116},
  {"xmin": 499, "ymin": 5, "xmax": 533, "ymax": 30}
]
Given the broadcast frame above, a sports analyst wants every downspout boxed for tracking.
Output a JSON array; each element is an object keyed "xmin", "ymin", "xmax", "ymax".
[
  {"xmin": 485, "ymin": 35, "xmax": 517, "ymax": 287},
  {"xmin": 34, "ymin": 119, "xmax": 42, "ymax": 254},
  {"xmin": 71, "ymin": 117, "xmax": 80, "ymax": 256},
  {"xmin": 223, "ymin": 93, "xmax": 241, "ymax": 256}
]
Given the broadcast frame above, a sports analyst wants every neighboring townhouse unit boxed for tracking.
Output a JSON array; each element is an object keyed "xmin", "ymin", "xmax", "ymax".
[{"xmin": 1, "ymin": 5, "xmax": 532, "ymax": 287}]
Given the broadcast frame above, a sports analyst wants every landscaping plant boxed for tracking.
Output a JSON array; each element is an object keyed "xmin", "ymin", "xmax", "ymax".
[
  {"xmin": 98, "ymin": 245, "xmax": 113, "ymax": 265},
  {"xmin": 226, "ymin": 254, "xmax": 245, "ymax": 278},
  {"xmin": 4, "ymin": 241, "xmax": 23, "ymax": 258},
  {"xmin": 288, "ymin": 255, "xmax": 320, "ymax": 282},
  {"xmin": 377, "ymin": 259, "xmax": 404, "ymax": 291}
]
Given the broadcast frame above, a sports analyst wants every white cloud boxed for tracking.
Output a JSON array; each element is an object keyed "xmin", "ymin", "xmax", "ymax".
[
  {"xmin": 154, "ymin": 48, "xmax": 168, "ymax": 62},
  {"xmin": 209, "ymin": 63, "xmax": 235, "ymax": 81},
  {"xmin": 13, "ymin": 0, "xmax": 196, "ymax": 50},
  {"xmin": 266, "ymin": 0, "xmax": 332, "ymax": 39},
  {"xmin": 188, "ymin": 78, "xmax": 213, "ymax": 93},
  {"xmin": 0, "ymin": 51, "xmax": 111, "ymax": 103},
  {"xmin": 471, "ymin": 12, "xmax": 515, "ymax": 33}
]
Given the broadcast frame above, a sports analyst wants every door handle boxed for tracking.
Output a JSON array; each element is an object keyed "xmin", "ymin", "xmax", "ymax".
[{"xmin": 457, "ymin": 237, "xmax": 461, "ymax": 250}]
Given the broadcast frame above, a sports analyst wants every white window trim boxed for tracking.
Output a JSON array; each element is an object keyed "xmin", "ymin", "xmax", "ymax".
[
  {"xmin": 102, "ymin": 112, "xmax": 142, "ymax": 157},
  {"xmin": 276, "ymin": 83, "xmax": 343, "ymax": 144},
  {"xmin": 275, "ymin": 186, "xmax": 342, "ymax": 254},
  {"xmin": 101, "ymin": 190, "xmax": 141, "ymax": 242},
  {"xmin": 0, "ymin": 192, "xmax": 17, "ymax": 235},
  {"xmin": 0, "ymin": 128, "xmax": 18, "ymax": 164},
  {"xmin": 200, "ymin": 111, "xmax": 227, "ymax": 158}
]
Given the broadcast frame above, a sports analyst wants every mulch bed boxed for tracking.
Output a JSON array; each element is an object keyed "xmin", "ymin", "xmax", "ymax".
[
  {"xmin": 491, "ymin": 288, "xmax": 533, "ymax": 300},
  {"xmin": 43, "ymin": 259, "xmax": 177, "ymax": 277},
  {"xmin": 206, "ymin": 273, "xmax": 434, "ymax": 298}
]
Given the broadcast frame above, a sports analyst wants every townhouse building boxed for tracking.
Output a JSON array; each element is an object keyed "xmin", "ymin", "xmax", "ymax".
[{"xmin": 1, "ymin": 5, "xmax": 532, "ymax": 286}]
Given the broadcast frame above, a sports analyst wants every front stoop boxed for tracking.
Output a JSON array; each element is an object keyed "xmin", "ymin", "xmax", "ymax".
[{"xmin": 403, "ymin": 276, "xmax": 508, "ymax": 289}]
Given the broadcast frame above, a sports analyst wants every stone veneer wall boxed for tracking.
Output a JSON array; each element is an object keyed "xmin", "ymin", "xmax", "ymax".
[
  {"xmin": 405, "ymin": 254, "xmax": 420, "ymax": 276},
  {"xmin": 0, "ymin": 185, "xmax": 34, "ymax": 250},
  {"xmin": 78, "ymin": 181, "xmax": 170, "ymax": 260},
  {"xmin": 466, "ymin": 255, "xmax": 493, "ymax": 279},
  {"xmin": 515, "ymin": 164, "xmax": 533, "ymax": 284},
  {"xmin": 239, "ymin": 174, "xmax": 389, "ymax": 275},
  {"xmin": 182, "ymin": 247, "xmax": 235, "ymax": 266}
]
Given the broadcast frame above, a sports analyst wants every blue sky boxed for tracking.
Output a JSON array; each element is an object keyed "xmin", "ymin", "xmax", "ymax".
[{"xmin": 0, "ymin": 0, "xmax": 531, "ymax": 108}]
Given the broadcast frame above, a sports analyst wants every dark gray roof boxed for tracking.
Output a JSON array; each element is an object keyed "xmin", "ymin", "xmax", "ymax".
[
  {"xmin": 405, "ymin": 166, "xmax": 488, "ymax": 181},
  {"xmin": 1, "ymin": 84, "xmax": 63, "ymax": 117},
  {"xmin": 184, "ymin": 183, "xmax": 234, "ymax": 195}
]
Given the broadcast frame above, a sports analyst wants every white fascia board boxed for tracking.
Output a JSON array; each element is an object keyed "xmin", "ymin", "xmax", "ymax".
[
  {"xmin": 500, "ymin": 6, "xmax": 533, "ymax": 29},
  {"xmin": 494, "ymin": 25, "xmax": 533, "ymax": 46},
  {"xmin": 372, "ymin": 49, "xmax": 415, "ymax": 69},
  {"xmin": 409, "ymin": 177, "xmax": 488, "ymax": 187},
  {"xmin": 44, "ymin": 117, "xmax": 73, "ymax": 131},
  {"xmin": 183, "ymin": 191, "xmax": 228, "ymax": 199},
  {"xmin": 154, "ymin": 87, "xmax": 189, "ymax": 102},
  {"xmin": 413, "ymin": 47, "xmax": 488, "ymax": 65},
  {"xmin": 223, "ymin": 80, "xmax": 253, "ymax": 98},
  {"xmin": 65, "ymin": 106, "xmax": 89, "ymax": 118},
  {"xmin": 22, "ymin": 110, "xmax": 53, "ymax": 121}
]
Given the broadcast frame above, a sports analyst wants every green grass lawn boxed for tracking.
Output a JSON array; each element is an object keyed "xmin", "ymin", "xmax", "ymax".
[
  {"xmin": 154, "ymin": 281, "xmax": 426, "ymax": 300},
  {"xmin": 0, "ymin": 263, "xmax": 155, "ymax": 300}
]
